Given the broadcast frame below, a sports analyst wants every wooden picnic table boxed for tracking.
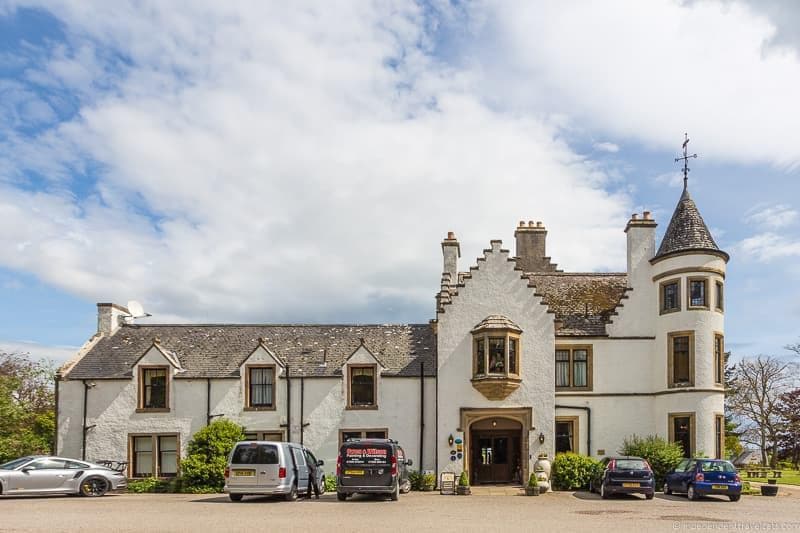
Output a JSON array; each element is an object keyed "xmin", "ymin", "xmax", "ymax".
[{"xmin": 744, "ymin": 468, "xmax": 782, "ymax": 479}]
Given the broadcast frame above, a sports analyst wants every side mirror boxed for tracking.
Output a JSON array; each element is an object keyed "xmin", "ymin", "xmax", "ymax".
[
  {"xmin": 406, "ymin": 459, "xmax": 413, "ymax": 466},
  {"xmin": 317, "ymin": 460, "xmax": 324, "ymax": 467},
  {"xmin": 21, "ymin": 467, "xmax": 32, "ymax": 474}
]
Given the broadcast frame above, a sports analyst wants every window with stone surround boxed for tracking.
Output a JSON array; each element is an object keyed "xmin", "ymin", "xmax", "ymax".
[
  {"xmin": 244, "ymin": 365, "xmax": 276, "ymax": 410},
  {"xmin": 688, "ymin": 277, "xmax": 709, "ymax": 309},
  {"xmin": 129, "ymin": 433, "xmax": 179, "ymax": 478},
  {"xmin": 669, "ymin": 413, "xmax": 695, "ymax": 458},
  {"xmin": 470, "ymin": 315, "xmax": 523, "ymax": 400},
  {"xmin": 714, "ymin": 334, "xmax": 724, "ymax": 386},
  {"xmin": 348, "ymin": 365, "xmax": 377, "ymax": 409},
  {"xmin": 138, "ymin": 366, "xmax": 169, "ymax": 411},
  {"xmin": 660, "ymin": 279, "xmax": 680, "ymax": 314},
  {"xmin": 668, "ymin": 331, "xmax": 694, "ymax": 387},
  {"xmin": 715, "ymin": 281, "xmax": 724, "ymax": 312},
  {"xmin": 555, "ymin": 346, "xmax": 592, "ymax": 390}
]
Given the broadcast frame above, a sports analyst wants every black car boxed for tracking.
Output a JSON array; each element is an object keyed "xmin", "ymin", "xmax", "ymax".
[
  {"xmin": 590, "ymin": 456, "xmax": 655, "ymax": 500},
  {"xmin": 336, "ymin": 438, "xmax": 412, "ymax": 501}
]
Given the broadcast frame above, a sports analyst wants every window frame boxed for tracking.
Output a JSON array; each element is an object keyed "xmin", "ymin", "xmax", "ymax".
[
  {"xmin": 667, "ymin": 331, "xmax": 695, "ymax": 388},
  {"xmin": 242, "ymin": 430, "xmax": 285, "ymax": 441},
  {"xmin": 715, "ymin": 280, "xmax": 724, "ymax": 312},
  {"xmin": 687, "ymin": 277, "xmax": 709, "ymax": 310},
  {"xmin": 554, "ymin": 345, "xmax": 593, "ymax": 391},
  {"xmin": 713, "ymin": 333, "xmax": 725, "ymax": 386},
  {"xmin": 472, "ymin": 331, "xmax": 521, "ymax": 379},
  {"xmin": 659, "ymin": 278, "xmax": 681, "ymax": 314},
  {"xmin": 714, "ymin": 413, "xmax": 725, "ymax": 460},
  {"xmin": 338, "ymin": 428, "xmax": 388, "ymax": 447},
  {"xmin": 668, "ymin": 412, "xmax": 696, "ymax": 458},
  {"xmin": 555, "ymin": 416, "xmax": 580, "ymax": 455},
  {"xmin": 244, "ymin": 364, "xmax": 277, "ymax": 411},
  {"xmin": 128, "ymin": 432, "xmax": 181, "ymax": 478},
  {"xmin": 347, "ymin": 364, "xmax": 378, "ymax": 410},
  {"xmin": 137, "ymin": 365, "xmax": 170, "ymax": 412}
]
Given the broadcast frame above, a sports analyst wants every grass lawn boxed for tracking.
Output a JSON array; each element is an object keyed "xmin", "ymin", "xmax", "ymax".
[{"xmin": 742, "ymin": 469, "xmax": 800, "ymax": 486}]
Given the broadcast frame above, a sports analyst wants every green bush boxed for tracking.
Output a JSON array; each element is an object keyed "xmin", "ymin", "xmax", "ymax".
[
  {"xmin": 619, "ymin": 434, "xmax": 684, "ymax": 487},
  {"xmin": 408, "ymin": 470, "xmax": 423, "ymax": 491},
  {"xmin": 458, "ymin": 471, "xmax": 469, "ymax": 487},
  {"xmin": 127, "ymin": 477, "xmax": 181, "ymax": 493},
  {"xmin": 324, "ymin": 475, "xmax": 336, "ymax": 493},
  {"xmin": 180, "ymin": 419, "xmax": 245, "ymax": 493},
  {"xmin": 422, "ymin": 473, "xmax": 436, "ymax": 490},
  {"xmin": 527, "ymin": 473, "xmax": 537, "ymax": 487},
  {"xmin": 551, "ymin": 453, "xmax": 601, "ymax": 490}
]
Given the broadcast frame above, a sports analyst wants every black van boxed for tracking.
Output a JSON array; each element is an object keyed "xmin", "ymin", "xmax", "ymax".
[{"xmin": 336, "ymin": 439, "xmax": 412, "ymax": 501}]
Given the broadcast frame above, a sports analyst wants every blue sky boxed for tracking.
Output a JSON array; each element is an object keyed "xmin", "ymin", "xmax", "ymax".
[{"xmin": 1, "ymin": 1, "xmax": 799, "ymax": 363}]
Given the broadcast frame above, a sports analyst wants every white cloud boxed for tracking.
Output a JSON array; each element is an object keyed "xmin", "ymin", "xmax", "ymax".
[
  {"xmin": 744, "ymin": 203, "xmax": 799, "ymax": 229},
  {"xmin": 592, "ymin": 141, "xmax": 619, "ymax": 153},
  {"xmin": 733, "ymin": 232, "xmax": 800, "ymax": 262},
  {"xmin": 0, "ymin": 339, "xmax": 79, "ymax": 364},
  {"xmin": 0, "ymin": 1, "xmax": 633, "ymax": 324},
  {"xmin": 472, "ymin": 0, "xmax": 800, "ymax": 168},
  {"xmin": 654, "ymin": 171, "xmax": 684, "ymax": 189}
]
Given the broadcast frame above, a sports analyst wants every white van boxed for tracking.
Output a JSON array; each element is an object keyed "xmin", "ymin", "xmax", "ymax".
[{"xmin": 224, "ymin": 441, "xmax": 325, "ymax": 502}]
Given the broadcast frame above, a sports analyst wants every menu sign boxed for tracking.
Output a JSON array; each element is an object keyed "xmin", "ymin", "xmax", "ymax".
[
  {"xmin": 440, "ymin": 472, "xmax": 455, "ymax": 495},
  {"xmin": 344, "ymin": 446, "xmax": 390, "ymax": 465}
]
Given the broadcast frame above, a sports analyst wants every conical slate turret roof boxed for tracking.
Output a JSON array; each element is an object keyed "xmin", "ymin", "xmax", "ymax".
[{"xmin": 654, "ymin": 186, "xmax": 729, "ymax": 262}]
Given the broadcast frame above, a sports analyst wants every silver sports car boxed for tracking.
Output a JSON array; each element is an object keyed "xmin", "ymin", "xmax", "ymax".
[{"xmin": 0, "ymin": 456, "xmax": 127, "ymax": 497}]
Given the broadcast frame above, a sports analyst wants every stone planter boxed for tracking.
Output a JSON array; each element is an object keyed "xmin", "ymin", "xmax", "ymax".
[
  {"xmin": 761, "ymin": 484, "xmax": 779, "ymax": 496},
  {"xmin": 525, "ymin": 486, "xmax": 540, "ymax": 496},
  {"xmin": 534, "ymin": 455, "xmax": 551, "ymax": 479},
  {"xmin": 456, "ymin": 485, "xmax": 471, "ymax": 496}
]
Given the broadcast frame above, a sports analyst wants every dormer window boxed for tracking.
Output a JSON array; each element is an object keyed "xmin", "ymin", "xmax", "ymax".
[
  {"xmin": 470, "ymin": 315, "xmax": 522, "ymax": 400},
  {"xmin": 348, "ymin": 365, "xmax": 377, "ymax": 409},
  {"xmin": 138, "ymin": 366, "xmax": 169, "ymax": 412}
]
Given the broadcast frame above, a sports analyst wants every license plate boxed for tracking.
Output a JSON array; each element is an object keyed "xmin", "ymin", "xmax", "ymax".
[
  {"xmin": 622, "ymin": 482, "xmax": 640, "ymax": 488},
  {"xmin": 711, "ymin": 484, "xmax": 728, "ymax": 490},
  {"xmin": 344, "ymin": 469, "xmax": 364, "ymax": 476},
  {"xmin": 234, "ymin": 470, "xmax": 254, "ymax": 477}
]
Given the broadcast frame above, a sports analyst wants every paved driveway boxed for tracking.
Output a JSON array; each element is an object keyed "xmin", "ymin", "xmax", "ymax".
[{"xmin": 2, "ymin": 490, "xmax": 799, "ymax": 532}]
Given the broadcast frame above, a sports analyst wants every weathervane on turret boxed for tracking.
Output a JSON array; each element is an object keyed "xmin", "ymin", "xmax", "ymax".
[{"xmin": 674, "ymin": 132, "xmax": 697, "ymax": 191}]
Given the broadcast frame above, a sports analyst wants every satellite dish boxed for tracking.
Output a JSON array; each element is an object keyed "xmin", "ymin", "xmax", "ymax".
[{"xmin": 127, "ymin": 300, "xmax": 146, "ymax": 318}]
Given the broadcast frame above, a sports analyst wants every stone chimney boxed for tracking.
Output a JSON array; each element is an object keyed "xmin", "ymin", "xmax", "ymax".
[
  {"xmin": 441, "ymin": 231, "xmax": 460, "ymax": 287},
  {"xmin": 514, "ymin": 220, "xmax": 558, "ymax": 272},
  {"xmin": 625, "ymin": 211, "xmax": 657, "ymax": 283},
  {"xmin": 97, "ymin": 303, "xmax": 129, "ymax": 336}
]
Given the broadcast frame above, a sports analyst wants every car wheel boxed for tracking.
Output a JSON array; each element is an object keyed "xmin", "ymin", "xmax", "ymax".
[
  {"xmin": 687, "ymin": 484, "xmax": 698, "ymax": 501},
  {"xmin": 400, "ymin": 479, "xmax": 411, "ymax": 494},
  {"xmin": 663, "ymin": 482, "xmax": 672, "ymax": 495},
  {"xmin": 645, "ymin": 492, "xmax": 654, "ymax": 500},
  {"xmin": 390, "ymin": 482, "xmax": 399, "ymax": 501},
  {"xmin": 229, "ymin": 494, "xmax": 243, "ymax": 502},
  {"xmin": 284, "ymin": 483, "xmax": 298, "ymax": 502},
  {"xmin": 318, "ymin": 477, "xmax": 326, "ymax": 496},
  {"xmin": 600, "ymin": 483, "xmax": 609, "ymax": 500},
  {"xmin": 79, "ymin": 477, "xmax": 109, "ymax": 497},
  {"xmin": 336, "ymin": 492, "xmax": 347, "ymax": 501},
  {"xmin": 729, "ymin": 494, "xmax": 741, "ymax": 502}
]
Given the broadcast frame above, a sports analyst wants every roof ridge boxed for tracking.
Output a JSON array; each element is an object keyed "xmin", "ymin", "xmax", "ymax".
[{"xmin": 121, "ymin": 323, "xmax": 431, "ymax": 328}]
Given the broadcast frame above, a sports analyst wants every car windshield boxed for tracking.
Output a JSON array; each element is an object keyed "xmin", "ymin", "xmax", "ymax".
[
  {"xmin": 699, "ymin": 460, "xmax": 736, "ymax": 473},
  {"xmin": 614, "ymin": 459, "xmax": 647, "ymax": 470},
  {"xmin": 0, "ymin": 457, "xmax": 33, "ymax": 470}
]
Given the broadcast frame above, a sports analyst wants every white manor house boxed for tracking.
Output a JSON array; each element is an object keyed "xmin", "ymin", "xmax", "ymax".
[{"xmin": 57, "ymin": 184, "xmax": 728, "ymax": 485}]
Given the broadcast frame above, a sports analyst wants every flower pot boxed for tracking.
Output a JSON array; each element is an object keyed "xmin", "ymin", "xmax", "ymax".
[
  {"xmin": 456, "ymin": 485, "xmax": 471, "ymax": 496},
  {"xmin": 760, "ymin": 484, "xmax": 779, "ymax": 496},
  {"xmin": 525, "ymin": 486, "xmax": 540, "ymax": 496}
]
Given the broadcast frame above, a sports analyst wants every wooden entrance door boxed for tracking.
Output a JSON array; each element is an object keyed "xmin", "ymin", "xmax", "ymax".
[{"xmin": 472, "ymin": 431, "xmax": 515, "ymax": 484}]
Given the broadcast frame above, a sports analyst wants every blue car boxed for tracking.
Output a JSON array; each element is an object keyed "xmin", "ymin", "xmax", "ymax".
[
  {"xmin": 590, "ymin": 456, "xmax": 655, "ymax": 499},
  {"xmin": 664, "ymin": 459, "xmax": 742, "ymax": 501}
]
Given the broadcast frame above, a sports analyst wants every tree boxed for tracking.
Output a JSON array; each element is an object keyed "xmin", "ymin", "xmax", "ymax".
[
  {"xmin": 727, "ymin": 355, "xmax": 796, "ymax": 467},
  {"xmin": 776, "ymin": 389, "xmax": 800, "ymax": 468},
  {"xmin": 0, "ymin": 352, "xmax": 56, "ymax": 463},
  {"xmin": 722, "ymin": 351, "xmax": 743, "ymax": 459},
  {"xmin": 180, "ymin": 419, "xmax": 244, "ymax": 492}
]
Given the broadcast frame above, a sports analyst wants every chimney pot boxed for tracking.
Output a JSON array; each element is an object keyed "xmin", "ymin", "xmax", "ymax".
[
  {"xmin": 528, "ymin": 220, "xmax": 535, "ymax": 227},
  {"xmin": 447, "ymin": 231, "xmax": 455, "ymax": 240},
  {"xmin": 519, "ymin": 220, "xmax": 525, "ymax": 228},
  {"xmin": 643, "ymin": 211, "xmax": 651, "ymax": 220},
  {"xmin": 631, "ymin": 213, "xmax": 638, "ymax": 220},
  {"xmin": 536, "ymin": 221, "xmax": 543, "ymax": 228}
]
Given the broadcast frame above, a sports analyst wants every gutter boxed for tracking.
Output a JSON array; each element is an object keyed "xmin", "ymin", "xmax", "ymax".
[
  {"xmin": 53, "ymin": 374, "xmax": 60, "ymax": 455},
  {"xmin": 555, "ymin": 404, "xmax": 591, "ymax": 456},
  {"xmin": 419, "ymin": 362, "xmax": 424, "ymax": 470}
]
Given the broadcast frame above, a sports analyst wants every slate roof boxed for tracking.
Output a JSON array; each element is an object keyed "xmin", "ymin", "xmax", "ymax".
[
  {"xmin": 655, "ymin": 187, "xmax": 728, "ymax": 261},
  {"xmin": 525, "ymin": 272, "xmax": 629, "ymax": 336},
  {"xmin": 65, "ymin": 324, "xmax": 436, "ymax": 380}
]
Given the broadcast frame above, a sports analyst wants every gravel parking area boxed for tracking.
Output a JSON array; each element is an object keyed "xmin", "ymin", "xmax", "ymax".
[{"xmin": 2, "ymin": 489, "xmax": 799, "ymax": 533}]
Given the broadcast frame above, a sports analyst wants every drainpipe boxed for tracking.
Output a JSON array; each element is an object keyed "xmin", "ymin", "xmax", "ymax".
[
  {"xmin": 54, "ymin": 374, "xmax": 60, "ymax": 455},
  {"xmin": 555, "ymin": 404, "xmax": 591, "ymax": 456},
  {"xmin": 300, "ymin": 375, "xmax": 305, "ymax": 445},
  {"xmin": 206, "ymin": 378, "xmax": 212, "ymax": 426},
  {"xmin": 434, "ymin": 358, "xmax": 439, "ymax": 479},
  {"xmin": 81, "ymin": 380, "xmax": 90, "ymax": 460},
  {"xmin": 285, "ymin": 366, "xmax": 291, "ymax": 442},
  {"xmin": 419, "ymin": 362, "xmax": 424, "ymax": 470}
]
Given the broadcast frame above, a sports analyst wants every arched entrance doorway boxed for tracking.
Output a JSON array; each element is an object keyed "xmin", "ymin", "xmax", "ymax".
[
  {"xmin": 460, "ymin": 407, "xmax": 533, "ymax": 486},
  {"xmin": 470, "ymin": 418, "xmax": 522, "ymax": 484}
]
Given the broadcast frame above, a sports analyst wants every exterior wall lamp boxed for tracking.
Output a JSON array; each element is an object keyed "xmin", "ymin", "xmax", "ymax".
[
  {"xmin": 538, "ymin": 432, "xmax": 545, "ymax": 444},
  {"xmin": 448, "ymin": 434, "xmax": 454, "ymax": 446}
]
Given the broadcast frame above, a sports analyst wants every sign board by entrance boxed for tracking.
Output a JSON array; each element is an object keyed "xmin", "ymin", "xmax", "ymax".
[{"xmin": 440, "ymin": 472, "xmax": 456, "ymax": 495}]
